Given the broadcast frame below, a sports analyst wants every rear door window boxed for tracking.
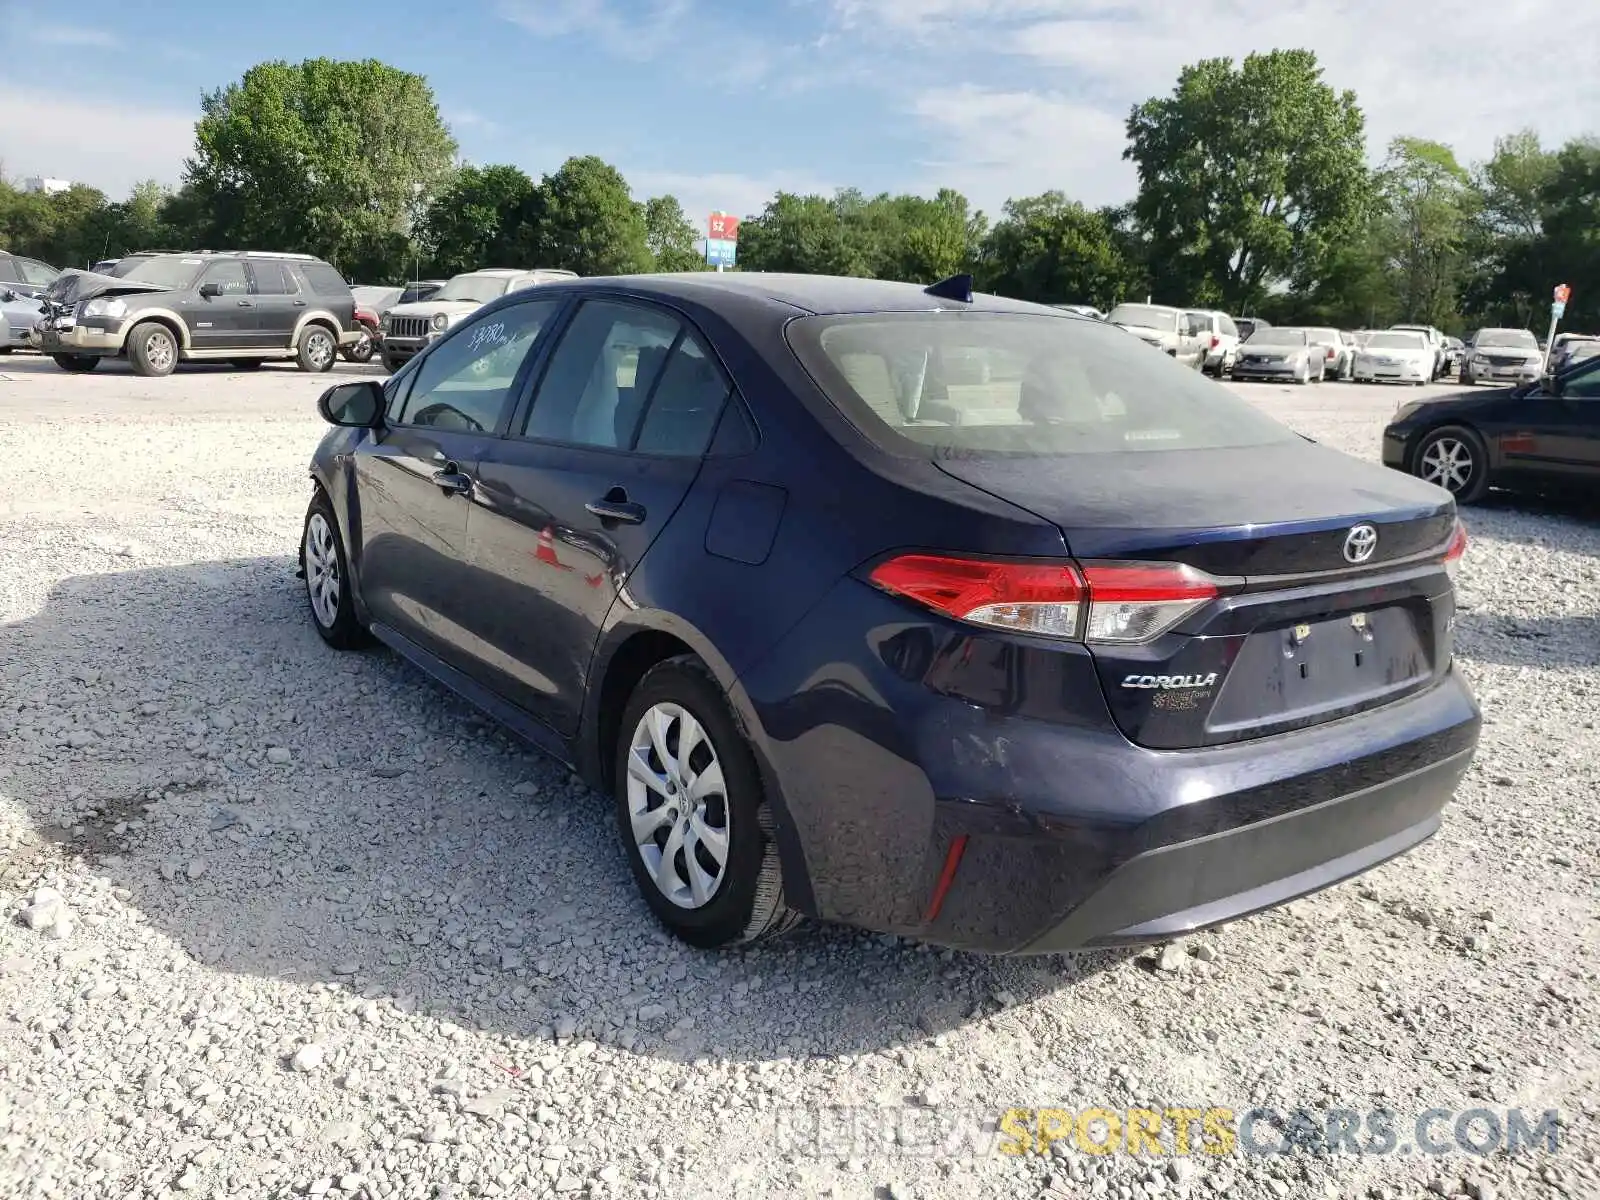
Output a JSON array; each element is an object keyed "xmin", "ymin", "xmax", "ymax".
[
  {"xmin": 250, "ymin": 262, "xmax": 296, "ymax": 295},
  {"xmin": 199, "ymin": 261, "xmax": 250, "ymax": 295}
]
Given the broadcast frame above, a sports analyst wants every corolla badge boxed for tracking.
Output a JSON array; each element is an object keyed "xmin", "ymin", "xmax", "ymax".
[
  {"xmin": 1343, "ymin": 523, "xmax": 1379, "ymax": 564},
  {"xmin": 1121, "ymin": 673, "xmax": 1219, "ymax": 690}
]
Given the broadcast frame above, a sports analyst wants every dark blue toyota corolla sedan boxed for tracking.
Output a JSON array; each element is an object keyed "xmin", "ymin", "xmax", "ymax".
[{"xmin": 301, "ymin": 272, "xmax": 1480, "ymax": 954}]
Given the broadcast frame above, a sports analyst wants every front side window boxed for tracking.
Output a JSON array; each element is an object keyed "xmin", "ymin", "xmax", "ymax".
[
  {"xmin": 522, "ymin": 301, "xmax": 682, "ymax": 449},
  {"xmin": 1560, "ymin": 357, "xmax": 1600, "ymax": 399},
  {"xmin": 398, "ymin": 300, "xmax": 559, "ymax": 432},
  {"xmin": 200, "ymin": 261, "xmax": 250, "ymax": 295},
  {"xmin": 787, "ymin": 311, "xmax": 1301, "ymax": 457}
]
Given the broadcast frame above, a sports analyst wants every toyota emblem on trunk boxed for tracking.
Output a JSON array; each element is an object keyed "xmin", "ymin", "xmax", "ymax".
[{"xmin": 1343, "ymin": 524, "xmax": 1378, "ymax": 564}]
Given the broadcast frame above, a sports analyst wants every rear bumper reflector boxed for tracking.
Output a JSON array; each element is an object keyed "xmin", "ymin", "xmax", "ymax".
[{"xmin": 924, "ymin": 834, "xmax": 970, "ymax": 923}]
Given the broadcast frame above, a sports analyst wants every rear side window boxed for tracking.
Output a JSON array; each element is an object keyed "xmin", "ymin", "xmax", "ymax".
[
  {"xmin": 300, "ymin": 262, "xmax": 351, "ymax": 297},
  {"xmin": 633, "ymin": 334, "xmax": 733, "ymax": 457},
  {"xmin": 786, "ymin": 312, "xmax": 1300, "ymax": 457},
  {"xmin": 251, "ymin": 262, "xmax": 296, "ymax": 295}
]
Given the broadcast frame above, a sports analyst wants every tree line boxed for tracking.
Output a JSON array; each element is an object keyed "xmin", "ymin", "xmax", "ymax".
[{"xmin": 1, "ymin": 52, "xmax": 1594, "ymax": 334}]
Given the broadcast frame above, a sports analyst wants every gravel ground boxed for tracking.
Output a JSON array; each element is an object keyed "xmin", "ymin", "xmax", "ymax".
[{"xmin": 1, "ymin": 355, "xmax": 1597, "ymax": 1200}]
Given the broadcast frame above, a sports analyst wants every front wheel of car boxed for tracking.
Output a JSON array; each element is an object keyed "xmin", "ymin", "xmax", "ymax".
[
  {"xmin": 52, "ymin": 354, "xmax": 99, "ymax": 373},
  {"xmin": 296, "ymin": 325, "xmax": 338, "ymax": 373},
  {"xmin": 1414, "ymin": 425, "xmax": 1488, "ymax": 504},
  {"xmin": 614, "ymin": 657, "xmax": 801, "ymax": 950},
  {"xmin": 301, "ymin": 493, "xmax": 371, "ymax": 650},
  {"xmin": 381, "ymin": 354, "xmax": 406, "ymax": 374},
  {"xmin": 127, "ymin": 322, "xmax": 178, "ymax": 377}
]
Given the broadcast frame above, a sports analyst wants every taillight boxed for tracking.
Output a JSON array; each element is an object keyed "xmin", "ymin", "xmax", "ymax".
[
  {"xmin": 867, "ymin": 555, "xmax": 1221, "ymax": 644},
  {"xmin": 1442, "ymin": 519, "xmax": 1467, "ymax": 582},
  {"xmin": 1326, "ymin": 347, "xmax": 1337, "ymax": 360},
  {"xmin": 867, "ymin": 554, "xmax": 1085, "ymax": 638},
  {"xmin": 1209, "ymin": 334, "xmax": 1220, "ymax": 349},
  {"xmin": 1078, "ymin": 562, "xmax": 1219, "ymax": 643}
]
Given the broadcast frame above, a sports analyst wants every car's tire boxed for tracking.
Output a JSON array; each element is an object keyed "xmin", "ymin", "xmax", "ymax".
[
  {"xmin": 1413, "ymin": 425, "xmax": 1489, "ymax": 504},
  {"xmin": 52, "ymin": 354, "xmax": 99, "ymax": 373},
  {"xmin": 381, "ymin": 353, "xmax": 407, "ymax": 374},
  {"xmin": 127, "ymin": 322, "xmax": 178, "ymax": 377},
  {"xmin": 1461, "ymin": 371, "xmax": 1474, "ymax": 386},
  {"xmin": 295, "ymin": 324, "xmax": 338, "ymax": 373},
  {"xmin": 300, "ymin": 492, "xmax": 371, "ymax": 650},
  {"xmin": 613, "ymin": 657, "xmax": 801, "ymax": 950},
  {"xmin": 343, "ymin": 330, "xmax": 375, "ymax": 364}
]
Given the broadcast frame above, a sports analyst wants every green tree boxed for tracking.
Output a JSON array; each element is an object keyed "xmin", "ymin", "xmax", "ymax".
[
  {"xmin": 737, "ymin": 191, "xmax": 877, "ymax": 276},
  {"xmin": 643, "ymin": 195, "xmax": 706, "ymax": 272},
  {"xmin": 184, "ymin": 58, "xmax": 456, "ymax": 275},
  {"xmin": 528, "ymin": 156, "xmax": 651, "ymax": 276},
  {"xmin": 978, "ymin": 192, "xmax": 1133, "ymax": 308},
  {"xmin": 1125, "ymin": 49, "xmax": 1372, "ymax": 310},
  {"xmin": 419, "ymin": 164, "xmax": 540, "ymax": 276},
  {"xmin": 876, "ymin": 189, "xmax": 981, "ymax": 282},
  {"xmin": 1474, "ymin": 129, "xmax": 1556, "ymax": 239},
  {"xmin": 1376, "ymin": 138, "xmax": 1475, "ymax": 326}
]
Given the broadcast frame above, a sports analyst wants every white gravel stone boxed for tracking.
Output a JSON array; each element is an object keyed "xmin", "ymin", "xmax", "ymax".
[{"xmin": 0, "ymin": 368, "xmax": 1595, "ymax": 1200}]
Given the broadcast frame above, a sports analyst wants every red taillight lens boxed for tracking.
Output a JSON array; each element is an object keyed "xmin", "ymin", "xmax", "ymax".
[
  {"xmin": 1442, "ymin": 519, "xmax": 1467, "ymax": 581},
  {"xmin": 1209, "ymin": 334, "xmax": 1220, "ymax": 349},
  {"xmin": 1079, "ymin": 562, "xmax": 1219, "ymax": 643},
  {"xmin": 868, "ymin": 556, "xmax": 1221, "ymax": 644},
  {"xmin": 1327, "ymin": 347, "xmax": 1337, "ymax": 359},
  {"xmin": 868, "ymin": 554, "xmax": 1085, "ymax": 639}
]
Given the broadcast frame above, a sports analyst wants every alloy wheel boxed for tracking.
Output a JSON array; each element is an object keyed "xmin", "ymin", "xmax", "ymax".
[
  {"xmin": 146, "ymin": 331, "xmax": 175, "ymax": 373},
  {"xmin": 624, "ymin": 702, "xmax": 730, "ymax": 909},
  {"xmin": 307, "ymin": 330, "xmax": 335, "ymax": 370},
  {"xmin": 1419, "ymin": 437, "xmax": 1474, "ymax": 493},
  {"xmin": 304, "ymin": 512, "xmax": 341, "ymax": 628}
]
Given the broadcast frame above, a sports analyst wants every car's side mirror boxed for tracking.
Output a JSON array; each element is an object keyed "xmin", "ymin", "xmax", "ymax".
[
  {"xmin": 318, "ymin": 380, "xmax": 386, "ymax": 428},
  {"xmin": 0, "ymin": 288, "xmax": 16, "ymax": 302},
  {"xmin": 198, "ymin": 282, "xmax": 224, "ymax": 299}
]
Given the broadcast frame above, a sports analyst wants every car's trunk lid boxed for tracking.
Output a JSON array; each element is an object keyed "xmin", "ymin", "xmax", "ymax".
[{"xmin": 935, "ymin": 443, "xmax": 1459, "ymax": 749}]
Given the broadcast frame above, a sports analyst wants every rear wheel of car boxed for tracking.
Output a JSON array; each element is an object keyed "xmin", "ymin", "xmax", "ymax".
[
  {"xmin": 296, "ymin": 325, "xmax": 338, "ymax": 373},
  {"xmin": 343, "ymin": 330, "xmax": 375, "ymax": 364},
  {"xmin": 127, "ymin": 322, "xmax": 178, "ymax": 377},
  {"xmin": 52, "ymin": 354, "xmax": 99, "ymax": 373},
  {"xmin": 1414, "ymin": 425, "xmax": 1488, "ymax": 503},
  {"xmin": 301, "ymin": 493, "xmax": 370, "ymax": 650},
  {"xmin": 614, "ymin": 657, "xmax": 801, "ymax": 950}
]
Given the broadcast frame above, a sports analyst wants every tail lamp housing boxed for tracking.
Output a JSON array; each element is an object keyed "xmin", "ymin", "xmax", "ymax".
[
  {"xmin": 867, "ymin": 554, "xmax": 1224, "ymax": 645},
  {"xmin": 1442, "ymin": 518, "xmax": 1467, "ymax": 582}
]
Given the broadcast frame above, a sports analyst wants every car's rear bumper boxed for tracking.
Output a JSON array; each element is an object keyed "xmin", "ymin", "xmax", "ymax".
[{"xmin": 740, "ymin": 582, "xmax": 1480, "ymax": 954}]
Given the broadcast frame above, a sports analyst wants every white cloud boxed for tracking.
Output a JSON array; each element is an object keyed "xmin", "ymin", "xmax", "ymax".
[
  {"xmin": 908, "ymin": 85, "xmax": 1132, "ymax": 213},
  {"xmin": 834, "ymin": 0, "xmax": 1600, "ymax": 207},
  {"xmin": 624, "ymin": 167, "xmax": 840, "ymax": 231},
  {"xmin": 0, "ymin": 88, "xmax": 192, "ymax": 196},
  {"xmin": 495, "ymin": 0, "xmax": 692, "ymax": 61},
  {"xmin": 26, "ymin": 22, "xmax": 120, "ymax": 48}
]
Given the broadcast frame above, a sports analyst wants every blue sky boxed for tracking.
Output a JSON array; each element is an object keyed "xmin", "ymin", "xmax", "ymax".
[{"xmin": 4, "ymin": 0, "xmax": 1598, "ymax": 235}]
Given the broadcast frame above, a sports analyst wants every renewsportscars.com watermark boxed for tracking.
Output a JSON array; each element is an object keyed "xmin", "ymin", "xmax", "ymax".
[{"xmin": 770, "ymin": 1105, "xmax": 1566, "ymax": 1160}]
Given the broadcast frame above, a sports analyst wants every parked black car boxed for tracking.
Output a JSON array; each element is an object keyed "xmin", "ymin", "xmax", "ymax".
[
  {"xmin": 35, "ymin": 250, "xmax": 359, "ymax": 376},
  {"xmin": 301, "ymin": 272, "xmax": 1479, "ymax": 953},
  {"xmin": 1383, "ymin": 354, "xmax": 1600, "ymax": 502},
  {"xmin": 0, "ymin": 250, "xmax": 60, "ymax": 298}
]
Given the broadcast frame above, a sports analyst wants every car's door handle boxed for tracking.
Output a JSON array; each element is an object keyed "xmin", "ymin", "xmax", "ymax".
[
  {"xmin": 430, "ymin": 468, "xmax": 473, "ymax": 496},
  {"xmin": 237, "ymin": 299, "xmax": 254, "ymax": 307},
  {"xmin": 293, "ymin": 300, "xmax": 307, "ymax": 307},
  {"xmin": 585, "ymin": 495, "xmax": 646, "ymax": 525}
]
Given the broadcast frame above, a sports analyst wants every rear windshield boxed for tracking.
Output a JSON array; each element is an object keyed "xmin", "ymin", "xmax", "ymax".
[
  {"xmin": 1105, "ymin": 304, "xmax": 1178, "ymax": 332},
  {"xmin": 1244, "ymin": 328, "xmax": 1308, "ymax": 346},
  {"xmin": 1366, "ymin": 333, "xmax": 1426, "ymax": 350},
  {"xmin": 785, "ymin": 312, "xmax": 1300, "ymax": 457}
]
